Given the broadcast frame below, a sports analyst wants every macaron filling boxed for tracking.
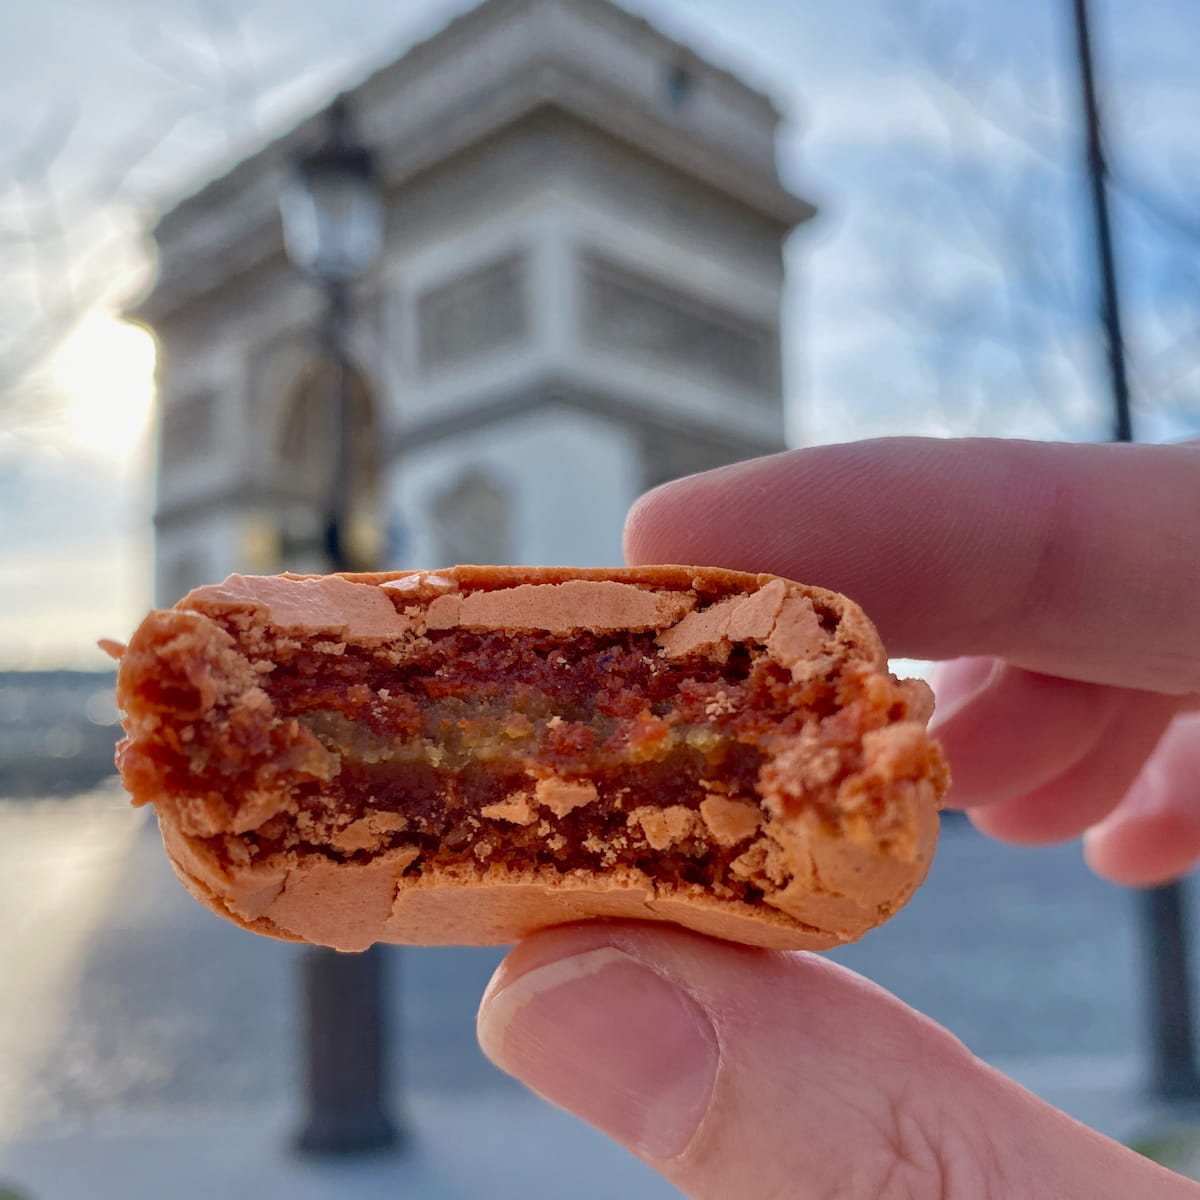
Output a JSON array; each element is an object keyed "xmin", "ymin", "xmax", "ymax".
[{"xmin": 119, "ymin": 611, "xmax": 921, "ymax": 908}]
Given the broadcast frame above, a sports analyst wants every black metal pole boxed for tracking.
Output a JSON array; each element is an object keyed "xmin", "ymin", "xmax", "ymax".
[
  {"xmin": 296, "ymin": 942, "xmax": 398, "ymax": 1154},
  {"xmin": 294, "ymin": 280, "xmax": 401, "ymax": 1156},
  {"xmin": 1072, "ymin": 0, "xmax": 1132, "ymax": 442},
  {"xmin": 1142, "ymin": 886, "xmax": 1200, "ymax": 1099},
  {"xmin": 1071, "ymin": 0, "xmax": 1200, "ymax": 1101},
  {"xmin": 322, "ymin": 280, "xmax": 354, "ymax": 569}
]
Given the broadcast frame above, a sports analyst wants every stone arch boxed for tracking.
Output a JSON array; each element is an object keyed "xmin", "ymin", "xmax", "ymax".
[
  {"xmin": 430, "ymin": 467, "xmax": 514, "ymax": 567},
  {"xmin": 273, "ymin": 357, "xmax": 384, "ymax": 572}
]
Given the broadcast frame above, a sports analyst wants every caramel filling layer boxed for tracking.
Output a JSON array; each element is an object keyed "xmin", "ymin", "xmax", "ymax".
[{"xmin": 172, "ymin": 626, "xmax": 908, "ymax": 904}]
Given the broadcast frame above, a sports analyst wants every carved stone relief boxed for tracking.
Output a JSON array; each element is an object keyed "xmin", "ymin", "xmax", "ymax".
[
  {"xmin": 581, "ymin": 255, "xmax": 776, "ymax": 396},
  {"xmin": 418, "ymin": 253, "xmax": 527, "ymax": 371},
  {"xmin": 639, "ymin": 426, "xmax": 749, "ymax": 494}
]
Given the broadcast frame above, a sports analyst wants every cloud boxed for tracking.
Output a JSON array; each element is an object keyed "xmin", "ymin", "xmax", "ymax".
[{"xmin": 2, "ymin": 0, "xmax": 1197, "ymax": 665}]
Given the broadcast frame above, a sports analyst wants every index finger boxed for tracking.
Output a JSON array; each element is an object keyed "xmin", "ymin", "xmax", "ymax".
[{"xmin": 623, "ymin": 437, "xmax": 1200, "ymax": 694}]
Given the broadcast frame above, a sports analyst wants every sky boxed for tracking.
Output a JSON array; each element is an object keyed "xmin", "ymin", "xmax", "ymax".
[{"xmin": 0, "ymin": 0, "xmax": 1196, "ymax": 668}]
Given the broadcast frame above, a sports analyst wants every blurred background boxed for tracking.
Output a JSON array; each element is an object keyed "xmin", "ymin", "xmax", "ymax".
[{"xmin": 0, "ymin": 0, "xmax": 1197, "ymax": 1195}]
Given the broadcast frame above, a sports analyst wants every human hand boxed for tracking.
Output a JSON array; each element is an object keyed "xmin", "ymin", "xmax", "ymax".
[{"xmin": 477, "ymin": 438, "xmax": 1200, "ymax": 1198}]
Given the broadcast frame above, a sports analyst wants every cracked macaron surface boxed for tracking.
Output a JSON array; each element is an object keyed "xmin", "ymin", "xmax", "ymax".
[{"xmin": 110, "ymin": 565, "xmax": 948, "ymax": 951}]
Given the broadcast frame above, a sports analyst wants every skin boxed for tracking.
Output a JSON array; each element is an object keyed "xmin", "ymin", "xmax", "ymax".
[{"xmin": 476, "ymin": 437, "xmax": 1200, "ymax": 1199}]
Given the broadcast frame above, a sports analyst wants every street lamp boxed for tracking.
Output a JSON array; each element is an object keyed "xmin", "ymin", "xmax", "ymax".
[
  {"xmin": 1069, "ymin": 0, "xmax": 1200, "ymax": 1102},
  {"xmin": 279, "ymin": 92, "xmax": 400, "ymax": 1156},
  {"xmin": 281, "ymin": 93, "xmax": 385, "ymax": 286},
  {"xmin": 281, "ymin": 93, "xmax": 386, "ymax": 570}
]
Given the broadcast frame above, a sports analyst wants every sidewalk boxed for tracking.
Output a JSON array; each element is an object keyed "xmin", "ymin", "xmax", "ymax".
[
  {"xmin": 1000, "ymin": 1053, "xmax": 1184, "ymax": 1146},
  {"xmin": 0, "ymin": 788, "xmax": 149, "ymax": 1137},
  {"xmin": 0, "ymin": 1093, "xmax": 682, "ymax": 1200},
  {"xmin": 2, "ymin": 1055, "xmax": 1195, "ymax": 1199}
]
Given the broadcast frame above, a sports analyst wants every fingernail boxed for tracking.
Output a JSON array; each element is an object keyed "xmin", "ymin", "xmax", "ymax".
[{"xmin": 477, "ymin": 946, "xmax": 718, "ymax": 1159}]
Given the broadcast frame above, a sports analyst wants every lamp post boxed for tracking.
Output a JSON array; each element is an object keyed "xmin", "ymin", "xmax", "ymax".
[
  {"xmin": 1069, "ymin": 0, "xmax": 1200, "ymax": 1101},
  {"xmin": 279, "ymin": 93, "xmax": 401, "ymax": 1155}
]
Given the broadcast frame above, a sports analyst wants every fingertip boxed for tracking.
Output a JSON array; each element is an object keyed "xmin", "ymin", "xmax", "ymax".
[
  {"xmin": 476, "ymin": 924, "xmax": 720, "ymax": 1161},
  {"xmin": 929, "ymin": 657, "xmax": 1000, "ymax": 728},
  {"xmin": 622, "ymin": 481, "xmax": 674, "ymax": 566},
  {"xmin": 962, "ymin": 695, "xmax": 1179, "ymax": 843},
  {"xmin": 623, "ymin": 459, "xmax": 763, "ymax": 567},
  {"xmin": 966, "ymin": 803, "xmax": 1061, "ymax": 846},
  {"xmin": 1083, "ymin": 813, "xmax": 1200, "ymax": 888},
  {"xmin": 1085, "ymin": 715, "xmax": 1200, "ymax": 885}
]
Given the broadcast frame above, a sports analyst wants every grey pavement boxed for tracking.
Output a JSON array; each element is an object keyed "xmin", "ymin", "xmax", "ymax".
[
  {"xmin": 0, "ymin": 1098, "xmax": 683, "ymax": 1200},
  {"xmin": 831, "ymin": 811, "xmax": 1149, "ymax": 1062},
  {"xmin": 1, "ymin": 782, "xmax": 1198, "ymax": 1196}
]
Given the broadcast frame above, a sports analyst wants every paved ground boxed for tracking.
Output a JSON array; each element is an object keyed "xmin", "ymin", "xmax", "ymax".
[
  {"xmin": 832, "ymin": 812, "xmax": 1152, "ymax": 1060},
  {"xmin": 0, "ymin": 1099, "xmax": 684, "ymax": 1200},
  {"xmin": 1, "ymin": 782, "xmax": 1198, "ymax": 1196}
]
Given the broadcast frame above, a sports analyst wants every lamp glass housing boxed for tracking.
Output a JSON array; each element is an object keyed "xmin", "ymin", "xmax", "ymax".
[{"xmin": 280, "ymin": 148, "xmax": 384, "ymax": 282}]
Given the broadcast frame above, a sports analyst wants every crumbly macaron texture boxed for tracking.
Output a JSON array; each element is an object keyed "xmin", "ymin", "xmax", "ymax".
[{"xmin": 113, "ymin": 565, "xmax": 948, "ymax": 951}]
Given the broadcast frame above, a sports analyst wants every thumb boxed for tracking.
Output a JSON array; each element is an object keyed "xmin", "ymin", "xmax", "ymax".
[{"xmin": 477, "ymin": 923, "xmax": 1198, "ymax": 1200}]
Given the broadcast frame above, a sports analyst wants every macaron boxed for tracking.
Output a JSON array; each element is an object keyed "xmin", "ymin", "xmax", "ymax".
[{"xmin": 110, "ymin": 565, "xmax": 948, "ymax": 951}]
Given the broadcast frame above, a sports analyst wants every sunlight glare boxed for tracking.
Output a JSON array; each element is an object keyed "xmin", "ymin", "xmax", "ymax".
[{"xmin": 56, "ymin": 315, "xmax": 157, "ymax": 457}]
